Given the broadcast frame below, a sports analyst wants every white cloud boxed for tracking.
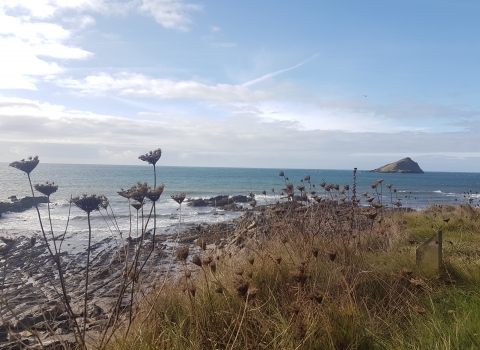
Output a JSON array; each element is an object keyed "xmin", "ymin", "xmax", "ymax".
[
  {"xmin": 0, "ymin": 5, "xmax": 93, "ymax": 89},
  {"xmin": 138, "ymin": 0, "xmax": 202, "ymax": 31},
  {"xmin": 0, "ymin": 0, "xmax": 201, "ymax": 90},
  {"xmin": 1, "ymin": 96, "xmax": 479, "ymax": 171},
  {"xmin": 58, "ymin": 72, "xmax": 271, "ymax": 102}
]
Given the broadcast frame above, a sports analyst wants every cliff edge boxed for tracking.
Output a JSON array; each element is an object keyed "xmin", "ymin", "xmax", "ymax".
[{"xmin": 371, "ymin": 157, "xmax": 424, "ymax": 174}]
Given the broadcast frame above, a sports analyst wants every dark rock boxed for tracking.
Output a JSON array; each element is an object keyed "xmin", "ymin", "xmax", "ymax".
[
  {"xmin": 371, "ymin": 157, "xmax": 424, "ymax": 174},
  {"xmin": 0, "ymin": 196, "xmax": 49, "ymax": 218},
  {"xmin": 187, "ymin": 199, "xmax": 208, "ymax": 207}
]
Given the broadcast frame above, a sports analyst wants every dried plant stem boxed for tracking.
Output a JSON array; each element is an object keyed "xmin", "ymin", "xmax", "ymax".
[
  {"xmin": 26, "ymin": 173, "xmax": 83, "ymax": 347},
  {"xmin": 82, "ymin": 211, "xmax": 93, "ymax": 345}
]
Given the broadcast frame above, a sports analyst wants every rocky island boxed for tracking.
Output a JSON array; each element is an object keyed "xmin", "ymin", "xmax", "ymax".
[{"xmin": 371, "ymin": 157, "xmax": 424, "ymax": 174}]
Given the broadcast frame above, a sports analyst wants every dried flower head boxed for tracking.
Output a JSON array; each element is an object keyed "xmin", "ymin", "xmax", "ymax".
[
  {"xmin": 328, "ymin": 252, "xmax": 337, "ymax": 262},
  {"xmin": 34, "ymin": 182, "xmax": 58, "ymax": 197},
  {"xmin": 146, "ymin": 184, "xmax": 165, "ymax": 202},
  {"xmin": 234, "ymin": 279, "xmax": 250, "ymax": 297},
  {"xmin": 344, "ymin": 184, "xmax": 350, "ymax": 191},
  {"xmin": 262, "ymin": 190, "xmax": 267, "ymax": 196},
  {"xmin": 210, "ymin": 261, "xmax": 217, "ymax": 273},
  {"xmin": 304, "ymin": 175, "xmax": 310, "ymax": 181},
  {"xmin": 202, "ymin": 255, "xmax": 213, "ymax": 266},
  {"xmin": 71, "ymin": 194, "xmax": 108, "ymax": 214},
  {"xmin": 320, "ymin": 181, "xmax": 326, "ymax": 188},
  {"xmin": 308, "ymin": 291, "xmax": 324, "ymax": 304},
  {"xmin": 249, "ymin": 200, "xmax": 257, "ymax": 208},
  {"xmin": 138, "ymin": 148, "xmax": 162, "ymax": 165},
  {"xmin": 130, "ymin": 182, "xmax": 149, "ymax": 202},
  {"xmin": 176, "ymin": 247, "xmax": 189, "ymax": 261},
  {"xmin": 171, "ymin": 193, "xmax": 186, "ymax": 205},
  {"xmin": 412, "ymin": 305, "xmax": 427, "ymax": 314},
  {"xmin": 131, "ymin": 201, "xmax": 144, "ymax": 211},
  {"xmin": 386, "ymin": 183, "xmax": 393, "ymax": 189},
  {"xmin": 192, "ymin": 255, "xmax": 202, "ymax": 267},
  {"xmin": 118, "ymin": 188, "xmax": 133, "ymax": 199},
  {"xmin": 279, "ymin": 171, "xmax": 284, "ymax": 177},
  {"xmin": 9, "ymin": 156, "xmax": 39, "ymax": 174}
]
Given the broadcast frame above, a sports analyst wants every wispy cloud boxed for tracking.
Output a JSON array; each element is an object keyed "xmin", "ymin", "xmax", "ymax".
[
  {"xmin": 57, "ymin": 72, "xmax": 270, "ymax": 102},
  {"xmin": 211, "ymin": 42, "xmax": 237, "ymax": 48},
  {"xmin": 242, "ymin": 53, "xmax": 320, "ymax": 87},
  {"xmin": 138, "ymin": 0, "xmax": 202, "ymax": 31}
]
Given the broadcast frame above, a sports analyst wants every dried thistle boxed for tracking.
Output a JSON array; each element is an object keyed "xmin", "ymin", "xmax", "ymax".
[
  {"xmin": 138, "ymin": 148, "xmax": 162, "ymax": 165},
  {"xmin": 71, "ymin": 194, "xmax": 108, "ymax": 214},
  {"xmin": 34, "ymin": 182, "xmax": 58, "ymax": 197},
  {"xmin": 9, "ymin": 156, "xmax": 39, "ymax": 174}
]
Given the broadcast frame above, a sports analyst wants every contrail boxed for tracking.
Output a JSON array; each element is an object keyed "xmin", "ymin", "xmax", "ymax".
[{"xmin": 242, "ymin": 53, "xmax": 319, "ymax": 87}]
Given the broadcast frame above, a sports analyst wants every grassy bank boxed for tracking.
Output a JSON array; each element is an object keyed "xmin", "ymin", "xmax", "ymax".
[{"xmin": 109, "ymin": 203, "xmax": 480, "ymax": 349}]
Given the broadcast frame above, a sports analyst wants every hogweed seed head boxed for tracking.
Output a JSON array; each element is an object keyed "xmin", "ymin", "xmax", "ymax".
[
  {"xmin": 34, "ymin": 182, "xmax": 58, "ymax": 197},
  {"xmin": 71, "ymin": 194, "xmax": 108, "ymax": 214},
  {"xmin": 176, "ymin": 247, "xmax": 189, "ymax": 261},
  {"xmin": 131, "ymin": 201, "xmax": 144, "ymax": 211},
  {"xmin": 146, "ymin": 184, "xmax": 165, "ymax": 202},
  {"xmin": 10, "ymin": 156, "xmax": 39, "ymax": 174},
  {"xmin": 171, "ymin": 193, "xmax": 186, "ymax": 205},
  {"xmin": 138, "ymin": 148, "xmax": 162, "ymax": 165}
]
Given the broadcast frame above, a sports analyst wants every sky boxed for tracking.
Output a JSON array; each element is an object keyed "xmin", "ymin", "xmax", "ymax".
[{"xmin": 0, "ymin": 0, "xmax": 479, "ymax": 171}]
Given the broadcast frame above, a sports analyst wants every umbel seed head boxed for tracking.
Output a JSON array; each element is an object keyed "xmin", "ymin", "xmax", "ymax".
[
  {"xmin": 138, "ymin": 148, "xmax": 162, "ymax": 165},
  {"xmin": 10, "ymin": 156, "xmax": 39, "ymax": 174},
  {"xmin": 71, "ymin": 194, "xmax": 108, "ymax": 214},
  {"xmin": 171, "ymin": 193, "xmax": 186, "ymax": 204},
  {"xmin": 34, "ymin": 182, "xmax": 58, "ymax": 197},
  {"xmin": 146, "ymin": 184, "xmax": 165, "ymax": 202}
]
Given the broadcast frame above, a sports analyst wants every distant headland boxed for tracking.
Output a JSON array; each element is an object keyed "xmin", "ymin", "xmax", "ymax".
[{"xmin": 370, "ymin": 157, "xmax": 424, "ymax": 174}]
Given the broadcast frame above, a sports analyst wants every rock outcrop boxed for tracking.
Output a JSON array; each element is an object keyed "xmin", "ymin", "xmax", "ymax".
[
  {"xmin": 371, "ymin": 157, "xmax": 424, "ymax": 174},
  {"xmin": 0, "ymin": 196, "xmax": 48, "ymax": 218}
]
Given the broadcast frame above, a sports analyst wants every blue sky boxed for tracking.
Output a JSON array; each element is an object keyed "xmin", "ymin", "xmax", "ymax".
[{"xmin": 1, "ymin": 0, "xmax": 479, "ymax": 171}]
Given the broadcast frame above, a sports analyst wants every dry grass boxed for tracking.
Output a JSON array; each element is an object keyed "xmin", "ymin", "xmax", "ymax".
[{"xmin": 108, "ymin": 203, "xmax": 480, "ymax": 349}]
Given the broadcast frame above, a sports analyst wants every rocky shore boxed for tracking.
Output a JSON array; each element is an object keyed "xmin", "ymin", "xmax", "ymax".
[
  {"xmin": 0, "ymin": 196, "xmax": 48, "ymax": 219},
  {"xmin": 0, "ymin": 203, "xmax": 268, "ymax": 349}
]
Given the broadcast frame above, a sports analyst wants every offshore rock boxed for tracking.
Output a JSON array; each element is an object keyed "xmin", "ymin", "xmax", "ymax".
[
  {"xmin": 0, "ymin": 196, "xmax": 49, "ymax": 218},
  {"xmin": 371, "ymin": 157, "xmax": 424, "ymax": 174}
]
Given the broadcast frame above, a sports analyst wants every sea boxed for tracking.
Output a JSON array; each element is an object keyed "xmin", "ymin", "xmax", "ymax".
[{"xmin": 1, "ymin": 163, "xmax": 480, "ymax": 251}]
